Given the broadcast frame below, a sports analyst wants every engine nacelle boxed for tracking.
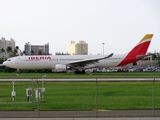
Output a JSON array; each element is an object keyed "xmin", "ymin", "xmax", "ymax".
[{"xmin": 52, "ymin": 64, "xmax": 67, "ymax": 72}]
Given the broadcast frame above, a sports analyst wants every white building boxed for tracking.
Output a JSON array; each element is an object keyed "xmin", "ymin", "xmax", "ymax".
[
  {"xmin": 0, "ymin": 37, "xmax": 15, "ymax": 58},
  {"xmin": 68, "ymin": 40, "xmax": 88, "ymax": 55},
  {"xmin": 24, "ymin": 42, "xmax": 49, "ymax": 55}
]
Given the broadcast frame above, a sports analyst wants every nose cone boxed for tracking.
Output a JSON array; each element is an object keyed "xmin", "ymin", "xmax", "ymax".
[
  {"xmin": 2, "ymin": 59, "xmax": 16, "ymax": 69},
  {"xmin": 3, "ymin": 61, "xmax": 10, "ymax": 67},
  {"xmin": 2, "ymin": 61, "xmax": 6, "ymax": 66},
  {"xmin": 0, "ymin": 62, "xmax": 5, "ymax": 67}
]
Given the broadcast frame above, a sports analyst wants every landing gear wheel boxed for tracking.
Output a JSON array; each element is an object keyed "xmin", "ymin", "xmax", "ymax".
[
  {"xmin": 74, "ymin": 69, "xmax": 86, "ymax": 74},
  {"xmin": 17, "ymin": 69, "xmax": 20, "ymax": 75}
]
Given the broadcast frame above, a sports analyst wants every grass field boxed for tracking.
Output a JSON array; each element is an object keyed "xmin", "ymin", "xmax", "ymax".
[
  {"xmin": 0, "ymin": 72, "xmax": 160, "ymax": 110},
  {"xmin": 0, "ymin": 72, "xmax": 160, "ymax": 79},
  {"xmin": 0, "ymin": 81, "xmax": 160, "ymax": 110}
]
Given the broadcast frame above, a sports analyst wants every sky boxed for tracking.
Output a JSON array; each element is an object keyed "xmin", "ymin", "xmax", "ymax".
[{"xmin": 0, "ymin": 0, "xmax": 160, "ymax": 55}]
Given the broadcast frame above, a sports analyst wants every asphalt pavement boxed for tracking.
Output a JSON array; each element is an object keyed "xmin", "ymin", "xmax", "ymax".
[{"xmin": 0, "ymin": 110, "xmax": 160, "ymax": 118}]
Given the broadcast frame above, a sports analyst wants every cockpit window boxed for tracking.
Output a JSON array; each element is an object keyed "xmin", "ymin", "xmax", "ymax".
[{"xmin": 7, "ymin": 59, "xmax": 11, "ymax": 61}]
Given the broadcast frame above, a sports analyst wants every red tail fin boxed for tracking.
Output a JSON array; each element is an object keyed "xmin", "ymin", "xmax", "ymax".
[{"xmin": 118, "ymin": 34, "xmax": 153, "ymax": 66}]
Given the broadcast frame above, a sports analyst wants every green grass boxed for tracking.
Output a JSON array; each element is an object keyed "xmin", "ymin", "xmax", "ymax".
[
  {"xmin": 0, "ymin": 72, "xmax": 160, "ymax": 78},
  {"xmin": 0, "ymin": 72, "xmax": 160, "ymax": 110},
  {"xmin": 0, "ymin": 81, "xmax": 160, "ymax": 110}
]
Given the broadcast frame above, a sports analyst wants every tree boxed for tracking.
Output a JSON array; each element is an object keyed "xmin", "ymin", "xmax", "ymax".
[
  {"xmin": 13, "ymin": 48, "xmax": 18, "ymax": 56},
  {"xmin": 155, "ymin": 53, "xmax": 160, "ymax": 67},
  {"xmin": 6, "ymin": 46, "xmax": 12, "ymax": 57},
  {"xmin": 22, "ymin": 50, "xmax": 26, "ymax": 55},
  {"xmin": 0, "ymin": 48, "xmax": 5, "ymax": 53},
  {"xmin": 38, "ymin": 50, "xmax": 42, "ymax": 55},
  {"xmin": 146, "ymin": 52, "xmax": 157, "ymax": 60},
  {"xmin": 6, "ymin": 46, "xmax": 12, "ymax": 53},
  {"xmin": 55, "ymin": 52, "xmax": 70, "ymax": 55},
  {"xmin": 15, "ymin": 46, "xmax": 19, "ymax": 50},
  {"xmin": 146, "ymin": 52, "xmax": 160, "ymax": 66},
  {"xmin": 14, "ymin": 46, "xmax": 21, "ymax": 56},
  {"xmin": 0, "ymin": 48, "xmax": 6, "ymax": 61},
  {"xmin": 31, "ymin": 50, "xmax": 34, "ymax": 55}
]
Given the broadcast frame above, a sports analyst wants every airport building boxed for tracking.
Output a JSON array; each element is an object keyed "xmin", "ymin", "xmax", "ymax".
[
  {"xmin": 24, "ymin": 42, "xmax": 49, "ymax": 55},
  {"xmin": 68, "ymin": 40, "xmax": 88, "ymax": 55},
  {"xmin": 0, "ymin": 37, "xmax": 15, "ymax": 58}
]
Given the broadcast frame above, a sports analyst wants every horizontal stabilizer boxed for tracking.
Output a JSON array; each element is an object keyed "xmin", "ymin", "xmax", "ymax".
[{"xmin": 137, "ymin": 54, "xmax": 153, "ymax": 60}]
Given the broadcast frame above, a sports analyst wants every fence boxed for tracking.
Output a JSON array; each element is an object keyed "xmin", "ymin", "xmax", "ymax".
[{"xmin": 0, "ymin": 78, "xmax": 160, "ymax": 118}]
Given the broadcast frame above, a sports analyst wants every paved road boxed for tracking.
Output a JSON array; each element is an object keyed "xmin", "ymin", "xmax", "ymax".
[
  {"xmin": 0, "ymin": 78, "xmax": 160, "ymax": 82},
  {"xmin": 0, "ymin": 110, "xmax": 160, "ymax": 118}
]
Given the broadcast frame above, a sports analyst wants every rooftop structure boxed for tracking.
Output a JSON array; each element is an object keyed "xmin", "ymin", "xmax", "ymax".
[
  {"xmin": 68, "ymin": 40, "xmax": 88, "ymax": 55},
  {"xmin": 24, "ymin": 42, "xmax": 49, "ymax": 55},
  {"xmin": 0, "ymin": 37, "xmax": 15, "ymax": 58}
]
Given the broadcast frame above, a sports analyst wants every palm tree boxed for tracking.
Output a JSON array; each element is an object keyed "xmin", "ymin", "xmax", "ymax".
[
  {"xmin": 13, "ymin": 48, "xmax": 18, "ymax": 56},
  {"xmin": 38, "ymin": 50, "xmax": 42, "ymax": 55},
  {"xmin": 15, "ymin": 46, "xmax": 19, "ymax": 50},
  {"xmin": 0, "ymin": 48, "xmax": 5, "ymax": 53},
  {"xmin": 155, "ymin": 52, "xmax": 160, "ymax": 67},
  {"xmin": 31, "ymin": 50, "xmax": 34, "ymax": 55},
  {"xmin": 6, "ymin": 46, "xmax": 12, "ymax": 57},
  {"xmin": 6, "ymin": 46, "xmax": 12, "ymax": 53},
  {"xmin": 0, "ymin": 48, "xmax": 6, "ymax": 61},
  {"xmin": 22, "ymin": 50, "xmax": 26, "ymax": 55},
  {"xmin": 14, "ymin": 46, "xmax": 20, "ymax": 56}
]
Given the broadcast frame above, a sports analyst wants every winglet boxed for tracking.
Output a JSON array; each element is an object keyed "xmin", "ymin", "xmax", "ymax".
[{"xmin": 104, "ymin": 53, "xmax": 114, "ymax": 59}]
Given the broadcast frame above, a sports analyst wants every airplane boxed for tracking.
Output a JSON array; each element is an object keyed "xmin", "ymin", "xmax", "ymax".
[{"xmin": 3, "ymin": 34, "xmax": 153, "ymax": 74}]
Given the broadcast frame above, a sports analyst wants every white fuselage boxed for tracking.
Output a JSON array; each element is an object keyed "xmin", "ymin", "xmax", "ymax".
[
  {"xmin": 2, "ymin": 34, "xmax": 153, "ymax": 71},
  {"xmin": 3, "ymin": 54, "xmax": 126, "ymax": 70}
]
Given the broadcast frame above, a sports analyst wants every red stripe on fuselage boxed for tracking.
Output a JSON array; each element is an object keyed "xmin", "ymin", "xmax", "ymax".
[{"xmin": 118, "ymin": 41, "xmax": 150, "ymax": 66}]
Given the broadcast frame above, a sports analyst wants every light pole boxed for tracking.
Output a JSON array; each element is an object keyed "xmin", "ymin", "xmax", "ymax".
[{"xmin": 102, "ymin": 43, "xmax": 105, "ymax": 55}]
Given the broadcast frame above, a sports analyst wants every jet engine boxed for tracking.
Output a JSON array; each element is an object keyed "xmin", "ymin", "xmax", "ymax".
[{"xmin": 52, "ymin": 64, "xmax": 67, "ymax": 72}]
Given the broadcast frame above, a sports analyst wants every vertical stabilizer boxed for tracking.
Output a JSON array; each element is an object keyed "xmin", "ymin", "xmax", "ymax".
[{"xmin": 118, "ymin": 34, "xmax": 153, "ymax": 66}]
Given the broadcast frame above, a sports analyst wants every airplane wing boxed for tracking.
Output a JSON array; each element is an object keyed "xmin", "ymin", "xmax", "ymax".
[{"xmin": 67, "ymin": 53, "xmax": 113, "ymax": 67}]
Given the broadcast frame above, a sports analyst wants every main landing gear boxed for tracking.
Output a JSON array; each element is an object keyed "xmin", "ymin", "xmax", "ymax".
[
  {"xmin": 74, "ymin": 69, "xmax": 86, "ymax": 74},
  {"xmin": 17, "ymin": 69, "xmax": 20, "ymax": 75}
]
